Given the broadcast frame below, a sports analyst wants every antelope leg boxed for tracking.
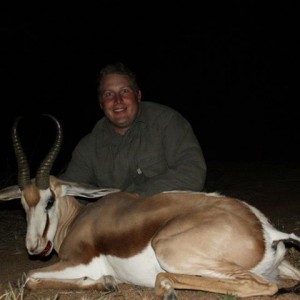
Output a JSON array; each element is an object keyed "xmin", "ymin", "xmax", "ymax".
[
  {"xmin": 25, "ymin": 263, "xmax": 118, "ymax": 291},
  {"xmin": 154, "ymin": 272, "xmax": 278, "ymax": 299}
]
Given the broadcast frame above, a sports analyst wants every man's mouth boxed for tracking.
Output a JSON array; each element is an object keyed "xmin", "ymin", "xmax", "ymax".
[{"xmin": 114, "ymin": 106, "xmax": 127, "ymax": 113}]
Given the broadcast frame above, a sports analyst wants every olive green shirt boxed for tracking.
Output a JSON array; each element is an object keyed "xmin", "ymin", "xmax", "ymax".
[{"xmin": 60, "ymin": 102, "xmax": 206, "ymax": 196}]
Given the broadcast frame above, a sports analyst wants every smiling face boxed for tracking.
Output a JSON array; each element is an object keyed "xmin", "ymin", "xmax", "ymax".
[{"xmin": 99, "ymin": 73, "xmax": 141, "ymax": 135}]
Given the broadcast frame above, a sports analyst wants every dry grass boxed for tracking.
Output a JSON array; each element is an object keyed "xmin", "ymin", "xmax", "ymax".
[{"xmin": 0, "ymin": 274, "xmax": 26, "ymax": 300}]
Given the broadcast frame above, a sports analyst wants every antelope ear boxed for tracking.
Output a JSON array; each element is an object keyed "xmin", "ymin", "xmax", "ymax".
[
  {"xmin": 0, "ymin": 185, "xmax": 22, "ymax": 201},
  {"xmin": 53, "ymin": 178, "xmax": 120, "ymax": 198},
  {"xmin": 64, "ymin": 182, "xmax": 120, "ymax": 198}
]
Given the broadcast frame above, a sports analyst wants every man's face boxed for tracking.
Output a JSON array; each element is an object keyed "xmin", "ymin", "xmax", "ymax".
[{"xmin": 99, "ymin": 73, "xmax": 141, "ymax": 135}]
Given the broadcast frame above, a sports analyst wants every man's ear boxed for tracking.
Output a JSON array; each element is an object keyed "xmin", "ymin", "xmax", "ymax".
[{"xmin": 138, "ymin": 90, "xmax": 142, "ymax": 102}]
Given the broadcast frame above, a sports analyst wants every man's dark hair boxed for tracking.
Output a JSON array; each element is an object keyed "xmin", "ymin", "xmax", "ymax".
[{"xmin": 97, "ymin": 62, "xmax": 140, "ymax": 100}]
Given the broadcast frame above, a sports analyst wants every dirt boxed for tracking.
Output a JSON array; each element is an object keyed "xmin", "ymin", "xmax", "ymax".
[{"xmin": 0, "ymin": 161, "xmax": 300, "ymax": 300}]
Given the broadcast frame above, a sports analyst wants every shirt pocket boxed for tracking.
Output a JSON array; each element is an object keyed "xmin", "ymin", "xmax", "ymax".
[{"xmin": 136, "ymin": 153, "xmax": 168, "ymax": 178}]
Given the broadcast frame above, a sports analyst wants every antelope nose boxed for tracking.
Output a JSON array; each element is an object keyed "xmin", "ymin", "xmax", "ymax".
[{"xmin": 26, "ymin": 238, "xmax": 40, "ymax": 254}]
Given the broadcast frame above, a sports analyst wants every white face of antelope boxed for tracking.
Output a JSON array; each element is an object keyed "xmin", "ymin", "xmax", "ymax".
[{"xmin": 21, "ymin": 185, "xmax": 59, "ymax": 257}]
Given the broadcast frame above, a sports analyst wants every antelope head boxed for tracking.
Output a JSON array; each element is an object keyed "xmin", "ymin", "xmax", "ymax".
[{"xmin": 0, "ymin": 115, "xmax": 119, "ymax": 257}]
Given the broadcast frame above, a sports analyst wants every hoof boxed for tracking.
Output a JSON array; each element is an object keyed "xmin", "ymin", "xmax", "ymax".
[
  {"xmin": 103, "ymin": 275, "xmax": 119, "ymax": 292},
  {"xmin": 164, "ymin": 289, "xmax": 179, "ymax": 300},
  {"xmin": 276, "ymin": 282, "xmax": 300, "ymax": 295}
]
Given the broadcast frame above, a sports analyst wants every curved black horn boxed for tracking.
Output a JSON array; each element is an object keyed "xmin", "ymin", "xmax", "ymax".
[
  {"xmin": 35, "ymin": 114, "xmax": 63, "ymax": 190},
  {"xmin": 12, "ymin": 116, "xmax": 31, "ymax": 190}
]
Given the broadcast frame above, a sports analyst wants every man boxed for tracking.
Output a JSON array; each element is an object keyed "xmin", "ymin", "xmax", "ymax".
[{"xmin": 60, "ymin": 62, "xmax": 207, "ymax": 196}]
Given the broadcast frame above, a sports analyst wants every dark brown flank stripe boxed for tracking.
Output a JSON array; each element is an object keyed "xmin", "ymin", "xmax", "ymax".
[{"xmin": 58, "ymin": 193, "xmax": 266, "ymax": 269}]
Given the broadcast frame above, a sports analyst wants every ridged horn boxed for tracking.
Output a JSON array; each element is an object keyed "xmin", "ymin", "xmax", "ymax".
[
  {"xmin": 12, "ymin": 116, "xmax": 31, "ymax": 190},
  {"xmin": 35, "ymin": 114, "xmax": 63, "ymax": 190}
]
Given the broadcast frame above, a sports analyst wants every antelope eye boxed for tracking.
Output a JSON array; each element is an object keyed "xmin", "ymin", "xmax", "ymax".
[{"xmin": 45, "ymin": 195, "xmax": 55, "ymax": 210}]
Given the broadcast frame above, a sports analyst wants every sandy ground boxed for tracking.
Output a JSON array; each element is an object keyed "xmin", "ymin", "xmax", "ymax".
[{"xmin": 0, "ymin": 161, "xmax": 300, "ymax": 299}]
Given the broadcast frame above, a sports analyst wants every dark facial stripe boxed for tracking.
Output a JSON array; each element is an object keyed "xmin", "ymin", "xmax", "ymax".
[{"xmin": 43, "ymin": 212, "xmax": 50, "ymax": 239}]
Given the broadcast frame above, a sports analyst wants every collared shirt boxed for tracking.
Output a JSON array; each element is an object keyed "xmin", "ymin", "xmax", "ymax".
[{"xmin": 60, "ymin": 101, "xmax": 207, "ymax": 196}]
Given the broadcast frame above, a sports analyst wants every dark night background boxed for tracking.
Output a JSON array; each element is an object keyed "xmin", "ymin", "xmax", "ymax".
[{"xmin": 1, "ymin": 2, "xmax": 299, "ymax": 185}]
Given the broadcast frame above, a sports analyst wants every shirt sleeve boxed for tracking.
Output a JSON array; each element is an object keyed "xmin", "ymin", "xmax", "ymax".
[
  {"xmin": 132, "ymin": 112, "xmax": 207, "ymax": 196},
  {"xmin": 59, "ymin": 134, "xmax": 95, "ymax": 184}
]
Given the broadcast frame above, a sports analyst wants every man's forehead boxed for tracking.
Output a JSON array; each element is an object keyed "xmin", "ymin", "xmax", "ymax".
[{"xmin": 102, "ymin": 75, "xmax": 132, "ymax": 89}]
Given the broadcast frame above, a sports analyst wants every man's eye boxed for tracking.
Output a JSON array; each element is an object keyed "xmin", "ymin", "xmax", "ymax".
[
  {"xmin": 120, "ymin": 88, "xmax": 130, "ymax": 94},
  {"xmin": 103, "ymin": 91, "xmax": 114, "ymax": 98}
]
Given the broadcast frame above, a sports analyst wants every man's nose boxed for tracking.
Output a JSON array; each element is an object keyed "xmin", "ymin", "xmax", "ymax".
[{"xmin": 114, "ymin": 94, "xmax": 123, "ymax": 103}]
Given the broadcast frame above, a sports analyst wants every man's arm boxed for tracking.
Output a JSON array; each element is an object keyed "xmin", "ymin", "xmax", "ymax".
[
  {"xmin": 58, "ymin": 135, "xmax": 95, "ymax": 184},
  {"xmin": 131, "ymin": 113, "xmax": 207, "ymax": 196}
]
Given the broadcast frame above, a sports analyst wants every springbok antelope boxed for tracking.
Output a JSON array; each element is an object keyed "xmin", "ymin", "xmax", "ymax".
[{"xmin": 0, "ymin": 115, "xmax": 300, "ymax": 299}]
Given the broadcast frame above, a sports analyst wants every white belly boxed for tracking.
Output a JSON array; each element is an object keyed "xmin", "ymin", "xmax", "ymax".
[
  {"xmin": 31, "ymin": 243, "xmax": 164, "ymax": 287},
  {"xmin": 103, "ymin": 243, "xmax": 164, "ymax": 287}
]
